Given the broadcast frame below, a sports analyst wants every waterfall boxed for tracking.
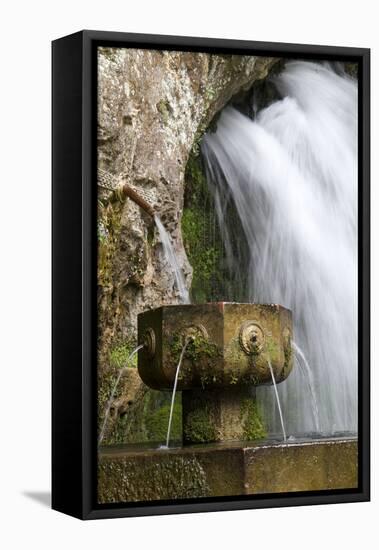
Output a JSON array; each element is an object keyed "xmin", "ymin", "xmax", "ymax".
[{"xmin": 201, "ymin": 61, "xmax": 357, "ymax": 436}]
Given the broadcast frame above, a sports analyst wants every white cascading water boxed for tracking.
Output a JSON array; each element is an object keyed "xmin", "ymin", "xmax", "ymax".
[
  {"xmin": 154, "ymin": 215, "xmax": 190, "ymax": 304},
  {"xmin": 202, "ymin": 61, "xmax": 358, "ymax": 436}
]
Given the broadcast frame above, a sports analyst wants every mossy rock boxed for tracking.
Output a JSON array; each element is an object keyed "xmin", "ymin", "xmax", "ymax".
[
  {"xmin": 109, "ymin": 342, "xmax": 139, "ymax": 369},
  {"xmin": 184, "ymin": 407, "xmax": 217, "ymax": 443},
  {"xmin": 145, "ymin": 401, "xmax": 182, "ymax": 442},
  {"xmin": 240, "ymin": 399, "xmax": 266, "ymax": 440}
]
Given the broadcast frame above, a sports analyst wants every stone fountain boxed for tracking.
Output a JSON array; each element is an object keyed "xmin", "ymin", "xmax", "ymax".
[
  {"xmin": 98, "ymin": 303, "xmax": 357, "ymax": 503},
  {"xmin": 138, "ymin": 302, "xmax": 292, "ymax": 444}
]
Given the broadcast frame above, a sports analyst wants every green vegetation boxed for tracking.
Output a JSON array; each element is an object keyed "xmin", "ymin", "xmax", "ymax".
[
  {"xmin": 97, "ymin": 200, "xmax": 123, "ymax": 291},
  {"xmin": 110, "ymin": 342, "xmax": 138, "ymax": 369},
  {"xmin": 265, "ymin": 337, "xmax": 280, "ymax": 364},
  {"xmin": 184, "ymin": 407, "xmax": 217, "ymax": 443},
  {"xmin": 182, "ymin": 208, "xmax": 220, "ymax": 302},
  {"xmin": 182, "ymin": 153, "xmax": 224, "ymax": 303},
  {"xmin": 241, "ymin": 399, "xmax": 266, "ymax": 440},
  {"xmin": 169, "ymin": 332, "xmax": 221, "ymax": 388},
  {"xmin": 182, "ymin": 150, "xmax": 249, "ymax": 303},
  {"xmin": 186, "ymin": 335, "xmax": 221, "ymax": 388},
  {"xmin": 101, "ymin": 386, "xmax": 183, "ymax": 446},
  {"xmin": 145, "ymin": 402, "xmax": 182, "ymax": 441},
  {"xmin": 185, "ymin": 334, "xmax": 220, "ymax": 362}
]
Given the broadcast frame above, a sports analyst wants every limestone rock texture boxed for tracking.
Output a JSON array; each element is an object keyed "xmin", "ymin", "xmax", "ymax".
[{"xmin": 97, "ymin": 46, "xmax": 277, "ymax": 442}]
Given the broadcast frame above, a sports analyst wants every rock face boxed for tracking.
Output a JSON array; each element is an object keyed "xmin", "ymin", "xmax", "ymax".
[{"xmin": 97, "ymin": 47, "xmax": 277, "ymax": 442}]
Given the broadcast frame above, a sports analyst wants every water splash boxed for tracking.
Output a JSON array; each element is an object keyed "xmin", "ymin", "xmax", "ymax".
[
  {"xmin": 154, "ymin": 215, "xmax": 190, "ymax": 304},
  {"xmin": 202, "ymin": 61, "xmax": 357, "ymax": 435},
  {"xmin": 98, "ymin": 344, "xmax": 144, "ymax": 446},
  {"xmin": 160, "ymin": 338, "xmax": 191, "ymax": 449},
  {"xmin": 293, "ymin": 341, "xmax": 321, "ymax": 433},
  {"xmin": 267, "ymin": 358, "xmax": 287, "ymax": 441}
]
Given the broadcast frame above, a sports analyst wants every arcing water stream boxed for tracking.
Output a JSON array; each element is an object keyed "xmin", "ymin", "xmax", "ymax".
[
  {"xmin": 98, "ymin": 344, "xmax": 144, "ymax": 446},
  {"xmin": 161, "ymin": 338, "xmax": 191, "ymax": 449},
  {"xmin": 202, "ymin": 61, "xmax": 358, "ymax": 436},
  {"xmin": 293, "ymin": 341, "xmax": 321, "ymax": 433},
  {"xmin": 267, "ymin": 357, "xmax": 287, "ymax": 441}
]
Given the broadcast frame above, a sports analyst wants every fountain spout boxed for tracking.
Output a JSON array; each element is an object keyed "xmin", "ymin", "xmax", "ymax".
[
  {"xmin": 120, "ymin": 183, "xmax": 155, "ymax": 218},
  {"xmin": 98, "ymin": 168, "xmax": 155, "ymax": 217}
]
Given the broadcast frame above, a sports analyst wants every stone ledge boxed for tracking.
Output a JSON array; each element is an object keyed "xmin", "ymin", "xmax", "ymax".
[{"xmin": 98, "ymin": 437, "xmax": 358, "ymax": 503}]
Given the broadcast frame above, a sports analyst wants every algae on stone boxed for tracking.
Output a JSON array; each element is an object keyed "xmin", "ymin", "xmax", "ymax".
[
  {"xmin": 183, "ymin": 406, "xmax": 217, "ymax": 443},
  {"xmin": 98, "ymin": 453, "xmax": 210, "ymax": 503},
  {"xmin": 240, "ymin": 399, "xmax": 266, "ymax": 440},
  {"xmin": 182, "ymin": 155, "xmax": 222, "ymax": 303}
]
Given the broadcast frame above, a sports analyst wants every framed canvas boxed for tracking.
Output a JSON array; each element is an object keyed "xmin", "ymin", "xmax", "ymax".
[{"xmin": 52, "ymin": 30, "xmax": 370, "ymax": 519}]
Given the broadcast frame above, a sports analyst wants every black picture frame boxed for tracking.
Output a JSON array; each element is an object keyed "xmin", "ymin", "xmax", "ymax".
[{"xmin": 52, "ymin": 30, "xmax": 370, "ymax": 520}]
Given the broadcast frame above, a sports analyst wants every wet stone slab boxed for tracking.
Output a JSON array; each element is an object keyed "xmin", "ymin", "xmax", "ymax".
[{"xmin": 98, "ymin": 437, "xmax": 358, "ymax": 503}]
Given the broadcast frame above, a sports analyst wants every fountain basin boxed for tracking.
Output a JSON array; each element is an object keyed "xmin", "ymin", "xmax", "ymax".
[
  {"xmin": 138, "ymin": 303, "xmax": 293, "ymax": 390},
  {"xmin": 98, "ymin": 437, "xmax": 358, "ymax": 503}
]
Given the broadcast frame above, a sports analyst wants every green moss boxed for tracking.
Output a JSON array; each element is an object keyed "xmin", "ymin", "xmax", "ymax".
[
  {"xmin": 187, "ymin": 335, "xmax": 221, "ymax": 388},
  {"xmin": 182, "ymin": 208, "xmax": 220, "ymax": 302},
  {"xmin": 112, "ymin": 390, "xmax": 153, "ymax": 445},
  {"xmin": 186, "ymin": 334, "xmax": 220, "ymax": 362},
  {"xmin": 169, "ymin": 332, "xmax": 219, "ymax": 362},
  {"xmin": 97, "ymin": 369, "xmax": 119, "ymax": 424},
  {"xmin": 97, "ymin": 201, "xmax": 123, "ymax": 291},
  {"xmin": 283, "ymin": 341, "xmax": 293, "ymax": 372},
  {"xmin": 109, "ymin": 342, "xmax": 138, "ymax": 369},
  {"xmin": 145, "ymin": 401, "xmax": 182, "ymax": 442},
  {"xmin": 98, "ymin": 340, "xmax": 139, "ymax": 440},
  {"xmin": 183, "ymin": 151, "xmax": 248, "ymax": 302},
  {"xmin": 168, "ymin": 333, "xmax": 184, "ymax": 359},
  {"xmin": 184, "ymin": 407, "xmax": 217, "ymax": 443},
  {"xmin": 169, "ymin": 332, "xmax": 221, "ymax": 387},
  {"xmin": 102, "ymin": 385, "xmax": 181, "ymax": 446},
  {"xmin": 265, "ymin": 337, "xmax": 280, "ymax": 364},
  {"xmin": 240, "ymin": 399, "xmax": 266, "ymax": 440},
  {"xmin": 182, "ymin": 154, "xmax": 223, "ymax": 303},
  {"xmin": 98, "ymin": 454, "xmax": 210, "ymax": 503},
  {"xmin": 184, "ymin": 153, "xmax": 209, "ymax": 205}
]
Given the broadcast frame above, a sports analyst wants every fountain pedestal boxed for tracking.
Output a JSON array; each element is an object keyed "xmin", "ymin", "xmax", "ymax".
[{"xmin": 182, "ymin": 387, "xmax": 265, "ymax": 444}]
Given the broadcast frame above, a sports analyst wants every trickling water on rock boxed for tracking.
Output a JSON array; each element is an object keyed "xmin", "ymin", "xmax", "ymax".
[
  {"xmin": 154, "ymin": 215, "xmax": 190, "ymax": 304},
  {"xmin": 202, "ymin": 61, "xmax": 357, "ymax": 436}
]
